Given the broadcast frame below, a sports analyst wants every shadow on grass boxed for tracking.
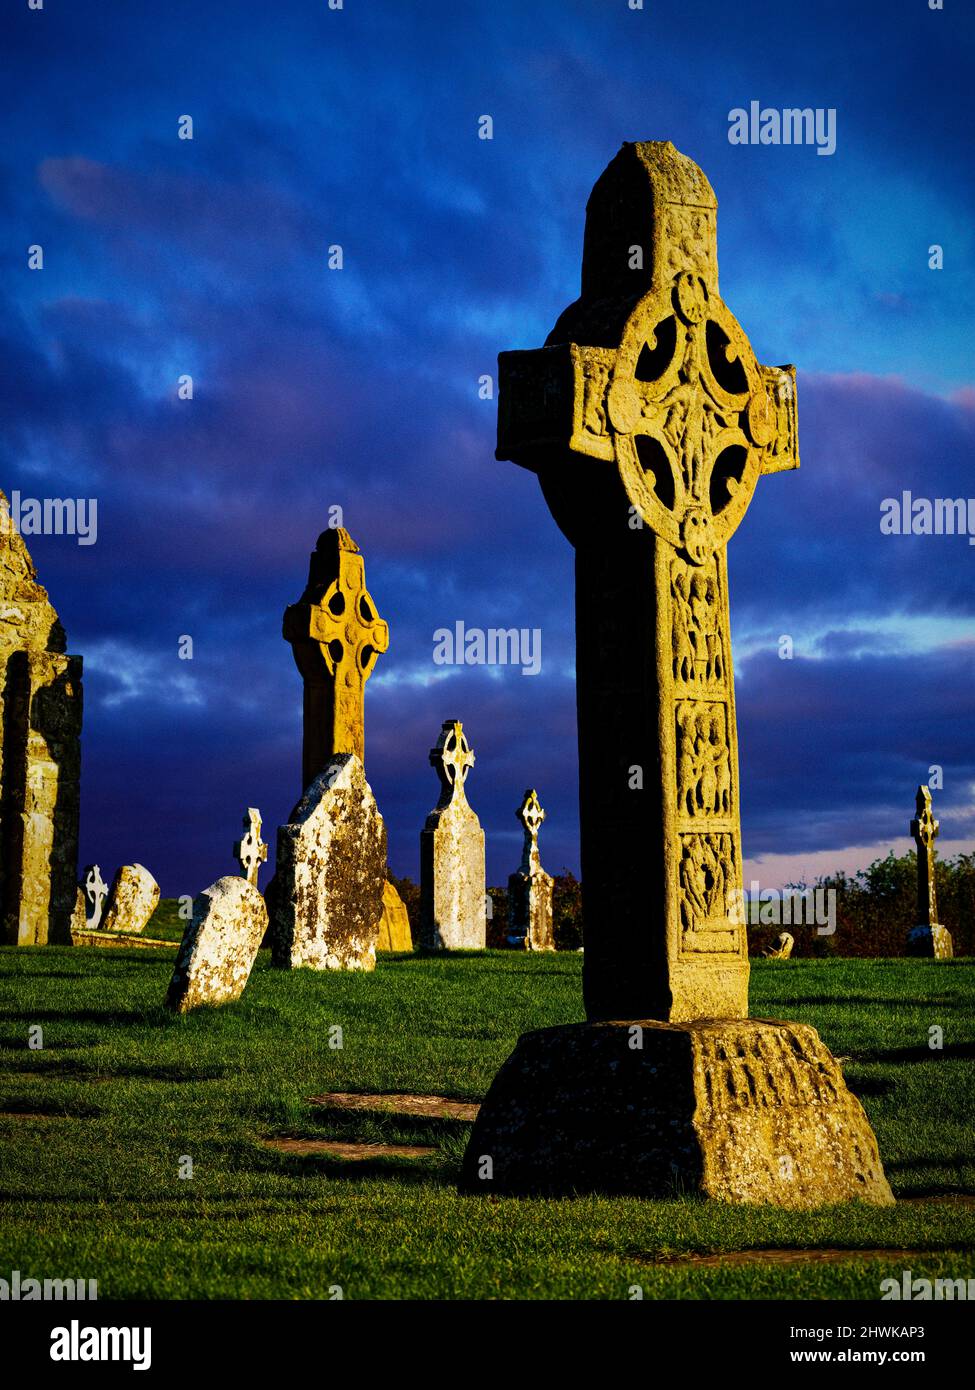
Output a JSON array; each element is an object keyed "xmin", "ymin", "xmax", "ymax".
[
  {"xmin": 776, "ymin": 995, "xmax": 957, "ymax": 1008},
  {"xmin": 0, "ymin": 1098, "xmax": 100, "ymax": 1118},
  {"xmin": 0, "ymin": 1008, "xmax": 169, "ymax": 1027},
  {"xmin": 296, "ymin": 1106, "xmax": 472, "ymax": 1137},
  {"xmin": 885, "ymin": 1154, "xmax": 975, "ymax": 1174},
  {"xmin": 99, "ymin": 1062, "xmax": 229, "ymax": 1083},
  {"xmin": 405, "ymin": 953, "xmax": 580, "ymax": 976},
  {"xmin": 851, "ymin": 1043, "xmax": 975, "ymax": 1064},
  {"xmin": 845, "ymin": 1076, "xmax": 896, "ymax": 1097},
  {"xmin": 244, "ymin": 1144, "xmax": 457, "ymax": 1188}
]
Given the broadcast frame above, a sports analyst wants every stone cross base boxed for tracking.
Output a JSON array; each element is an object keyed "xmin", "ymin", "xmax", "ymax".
[
  {"xmin": 507, "ymin": 869, "xmax": 555, "ymax": 951},
  {"xmin": 460, "ymin": 1018, "xmax": 894, "ymax": 1207},
  {"xmin": 906, "ymin": 924, "xmax": 953, "ymax": 960}
]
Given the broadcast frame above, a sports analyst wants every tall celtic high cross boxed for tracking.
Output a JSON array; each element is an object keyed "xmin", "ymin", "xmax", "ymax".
[
  {"xmin": 283, "ymin": 527, "xmax": 388, "ymax": 790},
  {"xmin": 497, "ymin": 142, "xmax": 799, "ymax": 1022},
  {"xmin": 910, "ymin": 785, "xmax": 940, "ymax": 927}
]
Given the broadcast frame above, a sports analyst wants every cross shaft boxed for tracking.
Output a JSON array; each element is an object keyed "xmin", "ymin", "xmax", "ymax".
[{"xmin": 497, "ymin": 142, "xmax": 798, "ymax": 1023}]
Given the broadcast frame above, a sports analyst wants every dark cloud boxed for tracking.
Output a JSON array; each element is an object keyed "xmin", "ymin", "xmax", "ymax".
[{"xmin": 2, "ymin": 0, "xmax": 972, "ymax": 894}]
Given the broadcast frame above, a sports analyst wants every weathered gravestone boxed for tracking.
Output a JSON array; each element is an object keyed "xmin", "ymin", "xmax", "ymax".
[
  {"xmin": 233, "ymin": 808, "xmax": 267, "ymax": 887},
  {"xmin": 508, "ymin": 789, "xmax": 555, "ymax": 950},
  {"xmin": 273, "ymin": 756, "xmax": 386, "ymax": 971},
  {"xmin": 69, "ymin": 886, "xmax": 86, "ymax": 937},
  {"xmin": 100, "ymin": 863, "xmax": 160, "ymax": 935},
  {"xmin": 82, "ymin": 863, "xmax": 108, "ymax": 929},
  {"xmin": 274, "ymin": 528, "xmax": 388, "ymax": 970},
  {"xmin": 906, "ymin": 785, "xmax": 952, "ymax": 959},
  {"xmin": 461, "ymin": 141, "xmax": 893, "ymax": 1206},
  {"xmin": 0, "ymin": 491, "xmax": 83, "ymax": 945},
  {"xmin": 420, "ymin": 720, "xmax": 486, "ymax": 950},
  {"xmin": 166, "ymin": 876, "xmax": 268, "ymax": 1013},
  {"xmin": 377, "ymin": 877, "xmax": 413, "ymax": 951}
]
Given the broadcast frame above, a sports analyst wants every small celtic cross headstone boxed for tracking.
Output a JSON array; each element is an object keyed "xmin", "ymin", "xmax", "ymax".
[
  {"xmin": 420, "ymin": 720, "xmax": 486, "ymax": 950},
  {"xmin": 508, "ymin": 789, "xmax": 554, "ymax": 951},
  {"xmin": 431, "ymin": 719, "xmax": 475, "ymax": 799},
  {"xmin": 234, "ymin": 808, "xmax": 267, "ymax": 887},
  {"xmin": 518, "ymin": 789, "xmax": 545, "ymax": 859}
]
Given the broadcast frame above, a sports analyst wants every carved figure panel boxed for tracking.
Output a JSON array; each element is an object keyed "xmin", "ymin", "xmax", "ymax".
[
  {"xmin": 676, "ymin": 700, "xmax": 732, "ymax": 819},
  {"xmin": 671, "ymin": 554, "xmax": 724, "ymax": 688},
  {"xmin": 679, "ymin": 831, "xmax": 734, "ymax": 934}
]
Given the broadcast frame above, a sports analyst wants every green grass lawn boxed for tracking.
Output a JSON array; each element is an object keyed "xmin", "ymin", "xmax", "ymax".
[
  {"xmin": 143, "ymin": 898, "xmax": 187, "ymax": 943},
  {"xmin": 0, "ymin": 945, "xmax": 972, "ymax": 1299}
]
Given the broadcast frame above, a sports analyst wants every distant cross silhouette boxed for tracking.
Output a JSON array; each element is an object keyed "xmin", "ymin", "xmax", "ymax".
[{"xmin": 910, "ymin": 784, "xmax": 940, "ymax": 927}]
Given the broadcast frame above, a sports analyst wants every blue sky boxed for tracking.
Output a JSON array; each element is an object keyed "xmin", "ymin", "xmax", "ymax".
[{"xmin": 3, "ymin": 0, "xmax": 973, "ymax": 896}]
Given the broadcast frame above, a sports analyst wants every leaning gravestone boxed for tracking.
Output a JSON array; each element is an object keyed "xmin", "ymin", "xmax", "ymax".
[
  {"xmin": 462, "ymin": 141, "xmax": 893, "ymax": 1206},
  {"xmin": 420, "ymin": 720, "xmax": 486, "ymax": 950},
  {"xmin": 273, "ymin": 756, "xmax": 386, "ymax": 971},
  {"xmin": 100, "ymin": 864, "xmax": 160, "ymax": 934},
  {"xmin": 907, "ymin": 785, "xmax": 952, "ymax": 959},
  {"xmin": 165, "ymin": 876, "xmax": 268, "ymax": 1013},
  {"xmin": 507, "ymin": 789, "xmax": 555, "ymax": 950}
]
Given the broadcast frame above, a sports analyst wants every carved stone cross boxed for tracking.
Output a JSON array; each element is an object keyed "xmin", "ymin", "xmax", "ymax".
[
  {"xmin": 431, "ymin": 719, "xmax": 475, "ymax": 803},
  {"xmin": 465, "ymin": 141, "xmax": 893, "ymax": 1209},
  {"xmin": 910, "ymin": 785, "xmax": 939, "ymax": 927},
  {"xmin": 420, "ymin": 720, "xmax": 486, "ymax": 950},
  {"xmin": 508, "ymin": 788, "xmax": 555, "ymax": 951},
  {"xmin": 234, "ymin": 807, "xmax": 267, "ymax": 887},
  {"xmin": 497, "ymin": 142, "xmax": 799, "ymax": 1022},
  {"xmin": 83, "ymin": 863, "xmax": 107, "ymax": 929},
  {"xmin": 283, "ymin": 527, "xmax": 388, "ymax": 790},
  {"xmin": 516, "ymin": 788, "xmax": 546, "ymax": 874}
]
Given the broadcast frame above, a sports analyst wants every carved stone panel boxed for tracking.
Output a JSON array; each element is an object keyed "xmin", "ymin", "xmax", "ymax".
[{"xmin": 678, "ymin": 832, "xmax": 738, "ymax": 955}]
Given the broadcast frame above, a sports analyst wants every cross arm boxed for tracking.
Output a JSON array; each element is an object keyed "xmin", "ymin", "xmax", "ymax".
[
  {"xmin": 496, "ymin": 345, "xmax": 615, "ymax": 471},
  {"xmin": 758, "ymin": 364, "xmax": 799, "ymax": 475},
  {"xmin": 498, "ymin": 347, "xmax": 799, "ymax": 481}
]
